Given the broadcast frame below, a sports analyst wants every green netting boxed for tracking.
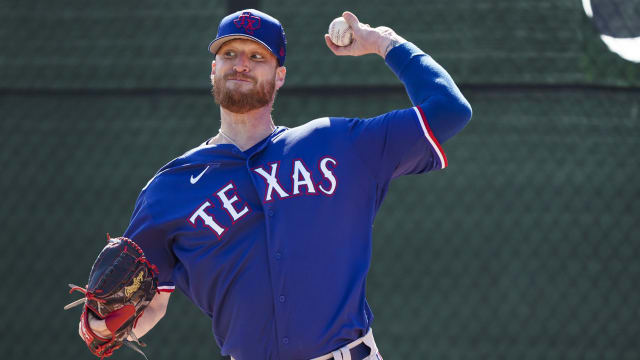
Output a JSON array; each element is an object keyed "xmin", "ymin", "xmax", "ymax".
[
  {"xmin": 1, "ymin": 0, "xmax": 638, "ymax": 89},
  {"xmin": 3, "ymin": 88, "xmax": 639, "ymax": 359}
]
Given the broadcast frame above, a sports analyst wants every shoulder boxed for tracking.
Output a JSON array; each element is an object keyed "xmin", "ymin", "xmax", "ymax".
[
  {"xmin": 140, "ymin": 140, "xmax": 216, "ymax": 192},
  {"xmin": 273, "ymin": 117, "xmax": 357, "ymax": 141},
  {"xmin": 277, "ymin": 118, "xmax": 330, "ymax": 135},
  {"xmin": 266, "ymin": 118, "xmax": 366, "ymax": 157}
]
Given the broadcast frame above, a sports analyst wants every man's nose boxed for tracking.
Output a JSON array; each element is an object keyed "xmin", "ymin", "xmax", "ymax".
[{"xmin": 232, "ymin": 55, "xmax": 250, "ymax": 73}]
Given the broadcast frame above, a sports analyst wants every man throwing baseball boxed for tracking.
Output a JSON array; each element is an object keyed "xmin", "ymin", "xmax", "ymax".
[{"xmin": 80, "ymin": 8, "xmax": 471, "ymax": 360}]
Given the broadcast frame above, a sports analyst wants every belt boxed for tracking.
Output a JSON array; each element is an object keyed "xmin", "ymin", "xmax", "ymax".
[
  {"xmin": 230, "ymin": 328, "xmax": 380, "ymax": 360},
  {"xmin": 311, "ymin": 328, "xmax": 380, "ymax": 360}
]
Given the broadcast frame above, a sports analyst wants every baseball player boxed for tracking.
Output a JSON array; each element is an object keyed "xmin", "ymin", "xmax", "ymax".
[{"xmin": 80, "ymin": 8, "xmax": 471, "ymax": 360}]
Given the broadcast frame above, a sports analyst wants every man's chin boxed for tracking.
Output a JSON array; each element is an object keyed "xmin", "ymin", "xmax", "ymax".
[
  {"xmin": 219, "ymin": 96, "xmax": 270, "ymax": 114},
  {"xmin": 212, "ymin": 79, "xmax": 275, "ymax": 114}
]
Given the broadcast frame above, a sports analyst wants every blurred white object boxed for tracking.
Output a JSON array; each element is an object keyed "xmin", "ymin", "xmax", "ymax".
[
  {"xmin": 582, "ymin": 0, "xmax": 640, "ymax": 63},
  {"xmin": 599, "ymin": 35, "xmax": 640, "ymax": 63}
]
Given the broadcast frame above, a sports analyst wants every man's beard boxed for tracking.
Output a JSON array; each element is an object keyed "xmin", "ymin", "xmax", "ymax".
[{"xmin": 212, "ymin": 71, "xmax": 276, "ymax": 114}]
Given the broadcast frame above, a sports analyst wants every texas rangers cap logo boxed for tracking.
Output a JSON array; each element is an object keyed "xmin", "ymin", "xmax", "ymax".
[{"xmin": 234, "ymin": 11, "xmax": 261, "ymax": 35}]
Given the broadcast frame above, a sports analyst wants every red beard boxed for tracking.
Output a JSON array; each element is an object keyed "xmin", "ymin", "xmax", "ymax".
[{"xmin": 212, "ymin": 71, "xmax": 276, "ymax": 114}]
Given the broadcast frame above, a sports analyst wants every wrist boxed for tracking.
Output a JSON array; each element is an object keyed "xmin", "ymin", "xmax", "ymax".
[
  {"xmin": 377, "ymin": 31, "xmax": 407, "ymax": 58},
  {"xmin": 88, "ymin": 312, "xmax": 112, "ymax": 338}
]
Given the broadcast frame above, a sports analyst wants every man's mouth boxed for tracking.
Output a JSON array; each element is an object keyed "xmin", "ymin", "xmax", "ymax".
[{"xmin": 226, "ymin": 76, "xmax": 254, "ymax": 83}]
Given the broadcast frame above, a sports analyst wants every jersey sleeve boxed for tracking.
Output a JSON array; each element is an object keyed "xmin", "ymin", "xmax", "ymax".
[
  {"xmin": 123, "ymin": 189, "xmax": 176, "ymax": 293},
  {"xmin": 345, "ymin": 105, "xmax": 446, "ymax": 181},
  {"xmin": 384, "ymin": 42, "xmax": 472, "ymax": 144},
  {"xmin": 345, "ymin": 41, "xmax": 472, "ymax": 182}
]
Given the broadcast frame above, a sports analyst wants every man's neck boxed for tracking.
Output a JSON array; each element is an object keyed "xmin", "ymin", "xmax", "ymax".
[{"xmin": 216, "ymin": 105, "xmax": 276, "ymax": 151}]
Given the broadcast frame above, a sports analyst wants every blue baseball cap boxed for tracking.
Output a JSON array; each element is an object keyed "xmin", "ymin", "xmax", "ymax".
[{"xmin": 208, "ymin": 9, "xmax": 287, "ymax": 66}]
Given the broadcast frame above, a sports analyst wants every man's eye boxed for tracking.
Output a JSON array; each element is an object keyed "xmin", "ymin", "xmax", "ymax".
[
  {"xmin": 223, "ymin": 51, "xmax": 235, "ymax": 57},
  {"xmin": 252, "ymin": 54, "xmax": 264, "ymax": 60}
]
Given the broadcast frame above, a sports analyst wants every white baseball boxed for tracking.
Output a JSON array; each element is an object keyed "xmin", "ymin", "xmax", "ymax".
[{"xmin": 328, "ymin": 17, "xmax": 353, "ymax": 47}]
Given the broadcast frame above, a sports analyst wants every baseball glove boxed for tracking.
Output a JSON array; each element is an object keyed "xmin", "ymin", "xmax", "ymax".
[{"xmin": 65, "ymin": 235, "xmax": 158, "ymax": 359}]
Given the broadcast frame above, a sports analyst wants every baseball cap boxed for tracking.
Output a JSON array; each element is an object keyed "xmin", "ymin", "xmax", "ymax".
[{"xmin": 208, "ymin": 9, "xmax": 287, "ymax": 66}]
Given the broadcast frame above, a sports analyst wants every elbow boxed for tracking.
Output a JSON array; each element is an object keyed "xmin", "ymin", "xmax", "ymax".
[
  {"xmin": 417, "ymin": 93, "xmax": 472, "ymax": 143},
  {"xmin": 421, "ymin": 95, "xmax": 472, "ymax": 143},
  {"xmin": 448, "ymin": 96, "xmax": 472, "ymax": 137},
  {"xmin": 464, "ymin": 99, "xmax": 473, "ymax": 123},
  {"xmin": 444, "ymin": 93, "xmax": 473, "ymax": 134},
  {"xmin": 456, "ymin": 96, "xmax": 472, "ymax": 126}
]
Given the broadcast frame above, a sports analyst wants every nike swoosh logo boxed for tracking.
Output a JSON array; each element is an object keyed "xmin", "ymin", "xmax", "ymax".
[{"xmin": 190, "ymin": 166, "xmax": 210, "ymax": 184}]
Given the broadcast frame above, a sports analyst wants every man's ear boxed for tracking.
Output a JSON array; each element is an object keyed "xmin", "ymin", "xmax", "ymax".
[
  {"xmin": 210, "ymin": 61, "xmax": 216, "ymax": 83},
  {"xmin": 275, "ymin": 66, "xmax": 286, "ymax": 90}
]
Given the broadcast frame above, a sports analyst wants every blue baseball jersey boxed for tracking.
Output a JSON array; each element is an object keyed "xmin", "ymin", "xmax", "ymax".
[{"xmin": 124, "ymin": 42, "xmax": 471, "ymax": 359}]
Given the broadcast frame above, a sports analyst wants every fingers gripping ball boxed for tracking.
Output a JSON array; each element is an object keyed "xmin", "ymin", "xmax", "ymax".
[
  {"xmin": 66, "ymin": 236, "xmax": 159, "ymax": 359},
  {"xmin": 328, "ymin": 17, "xmax": 353, "ymax": 46}
]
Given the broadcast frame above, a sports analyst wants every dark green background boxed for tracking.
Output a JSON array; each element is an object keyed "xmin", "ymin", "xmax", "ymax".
[{"xmin": 2, "ymin": 0, "xmax": 639, "ymax": 359}]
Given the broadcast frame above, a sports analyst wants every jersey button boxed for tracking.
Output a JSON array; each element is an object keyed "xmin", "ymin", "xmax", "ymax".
[
  {"xmin": 268, "ymin": 209, "xmax": 274, "ymax": 217},
  {"xmin": 279, "ymin": 295, "xmax": 286, "ymax": 302},
  {"xmin": 282, "ymin": 337, "xmax": 289, "ymax": 344},
  {"xmin": 275, "ymin": 252, "xmax": 281, "ymax": 260}
]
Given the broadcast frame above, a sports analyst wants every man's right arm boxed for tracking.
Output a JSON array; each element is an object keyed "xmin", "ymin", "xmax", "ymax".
[
  {"xmin": 325, "ymin": 11, "xmax": 472, "ymax": 145},
  {"xmin": 81, "ymin": 292, "xmax": 171, "ymax": 340}
]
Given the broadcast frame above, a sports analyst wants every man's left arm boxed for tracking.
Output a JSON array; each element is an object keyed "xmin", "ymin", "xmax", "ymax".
[{"xmin": 325, "ymin": 11, "xmax": 472, "ymax": 144}]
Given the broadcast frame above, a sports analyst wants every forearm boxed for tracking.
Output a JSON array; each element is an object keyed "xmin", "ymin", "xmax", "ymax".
[
  {"xmin": 86, "ymin": 292, "xmax": 170, "ymax": 340},
  {"xmin": 385, "ymin": 42, "xmax": 472, "ymax": 143},
  {"xmin": 131, "ymin": 292, "xmax": 170, "ymax": 339},
  {"xmin": 325, "ymin": 12, "xmax": 472, "ymax": 142}
]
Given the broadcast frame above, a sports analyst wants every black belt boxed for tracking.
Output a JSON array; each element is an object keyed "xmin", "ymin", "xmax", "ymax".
[{"xmin": 333, "ymin": 342, "xmax": 371, "ymax": 359}]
